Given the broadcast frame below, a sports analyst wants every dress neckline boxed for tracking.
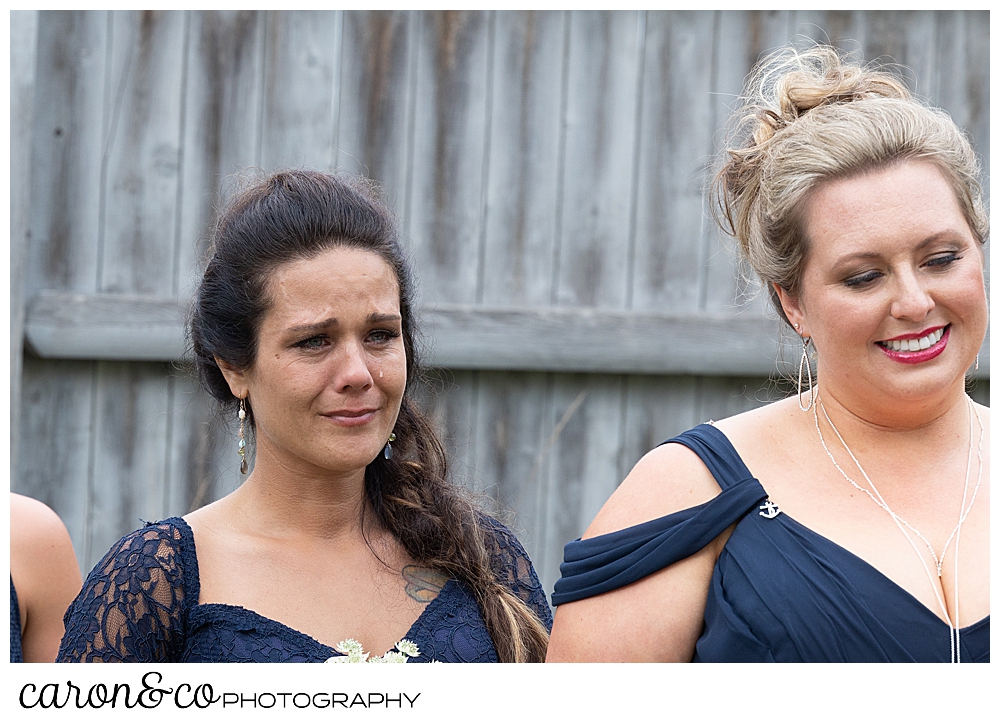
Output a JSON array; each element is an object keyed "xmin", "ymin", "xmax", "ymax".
[
  {"xmin": 167, "ymin": 516, "xmax": 454, "ymax": 657},
  {"xmin": 679, "ymin": 424, "xmax": 990, "ymax": 633}
]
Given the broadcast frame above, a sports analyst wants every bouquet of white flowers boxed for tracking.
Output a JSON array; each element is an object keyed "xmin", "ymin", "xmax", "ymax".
[{"xmin": 326, "ymin": 638, "xmax": 424, "ymax": 663}]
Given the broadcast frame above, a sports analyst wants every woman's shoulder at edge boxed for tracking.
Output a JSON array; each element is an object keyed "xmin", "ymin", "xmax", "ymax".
[{"xmin": 581, "ymin": 401, "xmax": 793, "ymax": 542}]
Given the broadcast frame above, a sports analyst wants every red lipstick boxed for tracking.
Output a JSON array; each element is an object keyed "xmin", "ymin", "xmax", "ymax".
[{"xmin": 877, "ymin": 325, "xmax": 950, "ymax": 364}]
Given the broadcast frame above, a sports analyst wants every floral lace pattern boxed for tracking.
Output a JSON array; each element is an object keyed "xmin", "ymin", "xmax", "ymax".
[{"xmin": 58, "ymin": 517, "xmax": 551, "ymax": 663}]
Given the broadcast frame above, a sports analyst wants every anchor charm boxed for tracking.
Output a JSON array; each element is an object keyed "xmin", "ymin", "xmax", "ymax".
[{"xmin": 758, "ymin": 499, "xmax": 781, "ymax": 519}]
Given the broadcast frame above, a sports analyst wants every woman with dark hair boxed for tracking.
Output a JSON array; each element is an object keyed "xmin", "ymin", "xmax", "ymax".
[
  {"xmin": 58, "ymin": 170, "xmax": 551, "ymax": 663},
  {"xmin": 546, "ymin": 46, "xmax": 988, "ymax": 662}
]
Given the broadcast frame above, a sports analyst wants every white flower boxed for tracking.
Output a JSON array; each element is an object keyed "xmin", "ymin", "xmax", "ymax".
[
  {"xmin": 395, "ymin": 639, "xmax": 420, "ymax": 658},
  {"xmin": 325, "ymin": 637, "xmax": 431, "ymax": 663},
  {"xmin": 335, "ymin": 638, "xmax": 364, "ymax": 656}
]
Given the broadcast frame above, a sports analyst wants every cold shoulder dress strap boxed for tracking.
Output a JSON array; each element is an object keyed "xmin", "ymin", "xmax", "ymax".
[{"xmin": 551, "ymin": 424, "xmax": 768, "ymax": 606}]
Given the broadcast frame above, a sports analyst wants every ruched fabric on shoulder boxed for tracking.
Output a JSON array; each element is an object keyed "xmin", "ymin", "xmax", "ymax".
[
  {"xmin": 553, "ymin": 424, "xmax": 767, "ymax": 606},
  {"xmin": 551, "ymin": 424, "xmax": 990, "ymax": 662}
]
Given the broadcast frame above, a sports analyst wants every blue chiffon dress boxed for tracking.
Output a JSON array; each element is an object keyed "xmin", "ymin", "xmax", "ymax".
[
  {"xmin": 552, "ymin": 424, "xmax": 989, "ymax": 662},
  {"xmin": 57, "ymin": 517, "xmax": 551, "ymax": 663}
]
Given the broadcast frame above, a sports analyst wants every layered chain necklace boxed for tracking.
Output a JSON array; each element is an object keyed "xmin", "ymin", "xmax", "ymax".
[{"xmin": 812, "ymin": 393, "xmax": 984, "ymax": 663}]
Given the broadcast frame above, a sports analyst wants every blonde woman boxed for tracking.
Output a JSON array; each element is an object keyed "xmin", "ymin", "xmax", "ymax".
[{"xmin": 547, "ymin": 46, "xmax": 988, "ymax": 663}]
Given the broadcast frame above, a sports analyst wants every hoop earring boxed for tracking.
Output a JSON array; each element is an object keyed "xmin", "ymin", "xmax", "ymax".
[
  {"xmin": 383, "ymin": 432, "xmax": 396, "ymax": 460},
  {"xmin": 238, "ymin": 397, "xmax": 248, "ymax": 474},
  {"xmin": 797, "ymin": 337, "xmax": 814, "ymax": 412}
]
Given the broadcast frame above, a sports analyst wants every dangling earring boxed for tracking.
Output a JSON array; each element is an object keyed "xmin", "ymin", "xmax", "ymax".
[
  {"xmin": 975, "ymin": 355, "xmax": 979, "ymax": 371},
  {"xmin": 238, "ymin": 397, "xmax": 248, "ymax": 474},
  {"xmin": 797, "ymin": 337, "xmax": 814, "ymax": 412},
  {"xmin": 383, "ymin": 432, "xmax": 396, "ymax": 460}
]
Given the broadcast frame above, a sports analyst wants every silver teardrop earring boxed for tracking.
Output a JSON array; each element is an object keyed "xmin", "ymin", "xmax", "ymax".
[
  {"xmin": 797, "ymin": 337, "xmax": 815, "ymax": 412},
  {"xmin": 238, "ymin": 397, "xmax": 248, "ymax": 474},
  {"xmin": 383, "ymin": 432, "xmax": 396, "ymax": 460}
]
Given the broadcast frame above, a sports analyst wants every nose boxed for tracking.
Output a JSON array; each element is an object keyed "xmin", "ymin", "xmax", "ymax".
[
  {"xmin": 335, "ymin": 340, "xmax": 373, "ymax": 391},
  {"xmin": 889, "ymin": 269, "xmax": 934, "ymax": 322}
]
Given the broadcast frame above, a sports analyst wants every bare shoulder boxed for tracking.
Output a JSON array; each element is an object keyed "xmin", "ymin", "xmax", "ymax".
[
  {"xmin": 10, "ymin": 493, "xmax": 82, "ymax": 662},
  {"xmin": 10, "ymin": 493, "xmax": 75, "ymax": 555},
  {"xmin": 582, "ymin": 431, "xmax": 722, "ymax": 540}
]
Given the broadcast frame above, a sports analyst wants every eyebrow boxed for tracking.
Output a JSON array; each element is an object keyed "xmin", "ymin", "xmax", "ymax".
[{"xmin": 286, "ymin": 313, "xmax": 401, "ymax": 334}]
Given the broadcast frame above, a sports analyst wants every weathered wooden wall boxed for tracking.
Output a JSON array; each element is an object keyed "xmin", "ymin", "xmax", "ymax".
[{"xmin": 12, "ymin": 11, "xmax": 990, "ymax": 595}]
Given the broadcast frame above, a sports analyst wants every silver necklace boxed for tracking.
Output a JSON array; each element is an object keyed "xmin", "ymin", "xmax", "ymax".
[{"xmin": 812, "ymin": 393, "xmax": 984, "ymax": 663}]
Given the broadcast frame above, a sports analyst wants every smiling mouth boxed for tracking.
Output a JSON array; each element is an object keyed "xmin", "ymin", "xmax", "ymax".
[
  {"xmin": 875, "ymin": 325, "xmax": 950, "ymax": 363},
  {"xmin": 876, "ymin": 326, "xmax": 947, "ymax": 352}
]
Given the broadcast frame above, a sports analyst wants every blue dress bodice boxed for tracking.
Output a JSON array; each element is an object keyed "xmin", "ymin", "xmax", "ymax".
[
  {"xmin": 552, "ymin": 424, "xmax": 989, "ymax": 662},
  {"xmin": 58, "ymin": 517, "xmax": 551, "ymax": 663}
]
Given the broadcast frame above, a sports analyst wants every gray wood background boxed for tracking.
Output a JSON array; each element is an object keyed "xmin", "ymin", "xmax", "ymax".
[{"xmin": 11, "ymin": 10, "xmax": 990, "ymax": 597}]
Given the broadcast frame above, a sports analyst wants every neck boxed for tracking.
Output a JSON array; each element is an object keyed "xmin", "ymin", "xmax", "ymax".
[
  {"xmin": 230, "ymin": 443, "xmax": 372, "ymax": 541},
  {"xmin": 811, "ymin": 383, "xmax": 973, "ymax": 492}
]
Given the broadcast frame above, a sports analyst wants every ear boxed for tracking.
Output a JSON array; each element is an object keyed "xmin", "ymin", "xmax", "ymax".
[
  {"xmin": 215, "ymin": 356, "xmax": 249, "ymax": 400},
  {"xmin": 773, "ymin": 283, "xmax": 808, "ymax": 337}
]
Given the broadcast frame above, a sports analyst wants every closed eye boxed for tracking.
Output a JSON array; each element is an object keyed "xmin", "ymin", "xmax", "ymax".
[
  {"xmin": 924, "ymin": 252, "xmax": 962, "ymax": 269},
  {"xmin": 844, "ymin": 270, "xmax": 882, "ymax": 288}
]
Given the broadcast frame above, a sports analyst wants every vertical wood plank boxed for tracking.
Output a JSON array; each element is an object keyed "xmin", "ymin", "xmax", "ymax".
[
  {"xmin": 471, "ymin": 371, "xmax": 552, "ymax": 562},
  {"xmin": 934, "ymin": 11, "xmax": 989, "ymax": 202},
  {"xmin": 412, "ymin": 369, "xmax": 480, "ymax": 492},
  {"xmin": 631, "ymin": 10, "xmax": 717, "ymax": 314},
  {"xmin": 703, "ymin": 11, "xmax": 792, "ymax": 316},
  {"xmin": 163, "ymin": 368, "xmax": 235, "ymax": 516},
  {"xmin": 480, "ymin": 10, "xmax": 566, "ymax": 307},
  {"xmin": 336, "ymin": 10, "xmax": 414, "ymax": 213},
  {"xmin": 87, "ymin": 362, "xmax": 172, "ymax": 572},
  {"xmin": 554, "ymin": 10, "xmax": 642, "ymax": 310},
  {"xmin": 22, "ymin": 11, "xmax": 109, "ymax": 568},
  {"xmin": 176, "ymin": 10, "xmax": 265, "ymax": 298},
  {"xmin": 696, "ymin": 375, "xmax": 774, "ymax": 423},
  {"xmin": 620, "ymin": 375, "xmax": 700, "ymax": 476},
  {"xmin": 538, "ymin": 374, "xmax": 625, "ymax": 592},
  {"xmin": 100, "ymin": 10, "xmax": 186, "ymax": 296},
  {"xmin": 28, "ymin": 10, "xmax": 109, "ymax": 296},
  {"xmin": 259, "ymin": 10, "xmax": 341, "ymax": 171},
  {"xmin": 17, "ymin": 357, "xmax": 97, "ymax": 574},
  {"xmin": 11, "ymin": 10, "xmax": 40, "ymax": 478},
  {"xmin": 407, "ymin": 10, "xmax": 491, "ymax": 305}
]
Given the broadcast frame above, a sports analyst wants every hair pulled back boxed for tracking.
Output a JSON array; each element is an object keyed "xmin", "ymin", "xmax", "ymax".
[
  {"xmin": 713, "ymin": 45, "xmax": 988, "ymax": 325},
  {"xmin": 189, "ymin": 170, "xmax": 548, "ymax": 662}
]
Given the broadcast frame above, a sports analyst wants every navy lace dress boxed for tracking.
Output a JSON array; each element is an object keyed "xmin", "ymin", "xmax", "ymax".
[
  {"xmin": 58, "ymin": 517, "xmax": 551, "ymax": 663},
  {"xmin": 11, "ymin": 577, "xmax": 24, "ymax": 663},
  {"xmin": 552, "ymin": 424, "xmax": 989, "ymax": 662}
]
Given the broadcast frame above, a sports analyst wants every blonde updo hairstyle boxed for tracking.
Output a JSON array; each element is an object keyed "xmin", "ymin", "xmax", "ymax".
[{"xmin": 713, "ymin": 45, "xmax": 988, "ymax": 326}]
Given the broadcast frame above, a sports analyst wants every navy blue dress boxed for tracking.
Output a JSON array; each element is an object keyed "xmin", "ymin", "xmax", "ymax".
[
  {"xmin": 58, "ymin": 517, "xmax": 551, "ymax": 663},
  {"xmin": 552, "ymin": 424, "xmax": 989, "ymax": 662},
  {"xmin": 11, "ymin": 577, "xmax": 24, "ymax": 663}
]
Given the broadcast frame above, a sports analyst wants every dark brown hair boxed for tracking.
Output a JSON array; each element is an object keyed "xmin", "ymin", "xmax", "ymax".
[{"xmin": 189, "ymin": 170, "xmax": 549, "ymax": 662}]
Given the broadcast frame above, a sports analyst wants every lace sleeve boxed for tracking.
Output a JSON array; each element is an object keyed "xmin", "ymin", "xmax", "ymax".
[
  {"xmin": 481, "ymin": 517, "xmax": 553, "ymax": 631},
  {"xmin": 57, "ymin": 522, "xmax": 190, "ymax": 662}
]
